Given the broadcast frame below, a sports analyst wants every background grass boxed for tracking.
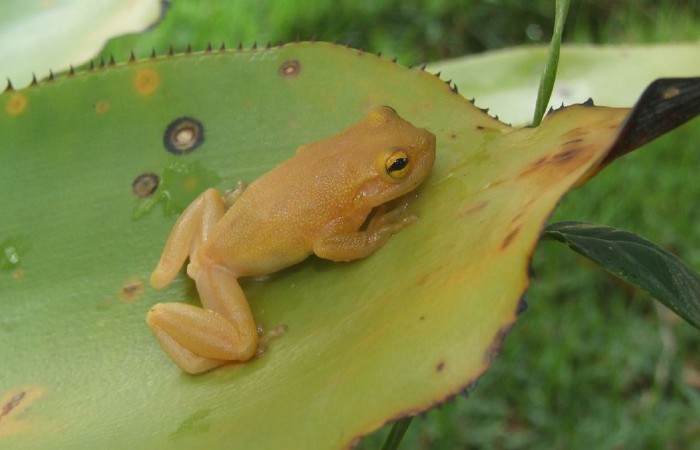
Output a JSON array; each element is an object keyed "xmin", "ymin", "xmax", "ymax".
[{"xmin": 105, "ymin": 1, "xmax": 700, "ymax": 448}]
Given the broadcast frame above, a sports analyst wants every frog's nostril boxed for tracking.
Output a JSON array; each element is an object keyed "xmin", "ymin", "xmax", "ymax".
[
  {"xmin": 163, "ymin": 117, "xmax": 205, "ymax": 155},
  {"xmin": 132, "ymin": 172, "xmax": 160, "ymax": 198},
  {"xmin": 279, "ymin": 60, "xmax": 301, "ymax": 77}
]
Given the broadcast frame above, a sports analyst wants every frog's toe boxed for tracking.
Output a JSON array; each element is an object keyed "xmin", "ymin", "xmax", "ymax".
[{"xmin": 146, "ymin": 302, "xmax": 258, "ymax": 373}]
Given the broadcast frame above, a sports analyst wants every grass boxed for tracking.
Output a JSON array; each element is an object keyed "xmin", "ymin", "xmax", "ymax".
[{"xmin": 105, "ymin": 1, "xmax": 700, "ymax": 447}]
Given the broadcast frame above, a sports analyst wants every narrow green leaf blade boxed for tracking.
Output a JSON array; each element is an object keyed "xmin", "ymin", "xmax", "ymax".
[
  {"xmin": 381, "ymin": 417, "xmax": 414, "ymax": 450},
  {"xmin": 531, "ymin": 0, "xmax": 570, "ymax": 127},
  {"xmin": 543, "ymin": 221, "xmax": 700, "ymax": 329}
]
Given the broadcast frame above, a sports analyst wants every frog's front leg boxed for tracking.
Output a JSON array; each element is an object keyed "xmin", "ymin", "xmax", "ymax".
[
  {"xmin": 147, "ymin": 188, "xmax": 258, "ymax": 374},
  {"xmin": 313, "ymin": 194, "xmax": 418, "ymax": 262}
]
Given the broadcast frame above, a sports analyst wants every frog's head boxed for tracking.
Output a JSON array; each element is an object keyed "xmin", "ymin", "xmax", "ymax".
[{"xmin": 353, "ymin": 106, "xmax": 436, "ymax": 208}]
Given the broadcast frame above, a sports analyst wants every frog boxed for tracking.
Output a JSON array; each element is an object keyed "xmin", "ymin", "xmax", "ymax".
[{"xmin": 147, "ymin": 106, "xmax": 436, "ymax": 374}]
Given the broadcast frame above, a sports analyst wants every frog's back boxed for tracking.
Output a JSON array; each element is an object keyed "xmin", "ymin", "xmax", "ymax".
[{"xmin": 206, "ymin": 151, "xmax": 367, "ymax": 276}]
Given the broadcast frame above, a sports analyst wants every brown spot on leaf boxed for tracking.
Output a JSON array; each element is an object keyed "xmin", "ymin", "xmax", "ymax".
[
  {"xmin": 132, "ymin": 173, "xmax": 159, "ymax": 198},
  {"xmin": 518, "ymin": 140, "xmax": 595, "ymax": 181},
  {"xmin": 500, "ymin": 226, "xmax": 520, "ymax": 251},
  {"xmin": 458, "ymin": 200, "xmax": 488, "ymax": 217},
  {"xmin": 0, "ymin": 391, "xmax": 25, "ymax": 422},
  {"xmin": 121, "ymin": 278, "xmax": 144, "ymax": 302},
  {"xmin": 551, "ymin": 148, "xmax": 579, "ymax": 163},
  {"xmin": 5, "ymin": 93, "xmax": 27, "ymax": 115},
  {"xmin": 510, "ymin": 211, "xmax": 524, "ymax": 224},
  {"xmin": 279, "ymin": 60, "xmax": 300, "ymax": 77},
  {"xmin": 563, "ymin": 127, "xmax": 587, "ymax": 140},
  {"xmin": 94, "ymin": 100, "xmax": 110, "ymax": 114},
  {"xmin": 662, "ymin": 86, "xmax": 680, "ymax": 100},
  {"xmin": 436, "ymin": 361, "xmax": 445, "ymax": 373},
  {"xmin": 134, "ymin": 68, "xmax": 160, "ymax": 96},
  {"xmin": 0, "ymin": 386, "xmax": 45, "ymax": 438},
  {"xmin": 518, "ymin": 156, "xmax": 547, "ymax": 178},
  {"xmin": 562, "ymin": 137, "xmax": 584, "ymax": 146},
  {"xmin": 163, "ymin": 117, "xmax": 205, "ymax": 155}
]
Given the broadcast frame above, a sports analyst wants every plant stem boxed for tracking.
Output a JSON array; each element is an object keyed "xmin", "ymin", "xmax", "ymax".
[
  {"xmin": 532, "ymin": 0, "xmax": 570, "ymax": 127},
  {"xmin": 381, "ymin": 416, "xmax": 414, "ymax": 450}
]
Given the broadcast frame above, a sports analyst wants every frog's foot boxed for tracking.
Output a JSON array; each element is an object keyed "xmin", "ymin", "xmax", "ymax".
[
  {"xmin": 313, "ymin": 192, "xmax": 420, "ymax": 262},
  {"xmin": 366, "ymin": 191, "xmax": 420, "ymax": 232},
  {"xmin": 147, "ymin": 267, "xmax": 258, "ymax": 374}
]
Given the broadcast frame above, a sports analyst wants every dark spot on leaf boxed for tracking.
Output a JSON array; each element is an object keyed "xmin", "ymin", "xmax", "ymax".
[
  {"xmin": 551, "ymin": 148, "xmax": 579, "ymax": 163},
  {"xmin": 132, "ymin": 173, "xmax": 159, "ymax": 198},
  {"xmin": 563, "ymin": 138, "xmax": 584, "ymax": 146},
  {"xmin": 279, "ymin": 60, "xmax": 300, "ymax": 77},
  {"xmin": 0, "ymin": 390, "xmax": 25, "ymax": 421},
  {"xmin": 518, "ymin": 156, "xmax": 547, "ymax": 178},
  {"xmin": 450, "ymin": 133, "xmax": 457, "ymax": 139},
  {"xmin": 121, "ymin": 278, "xmax": 144, "ymax": 303},
  {"xmin": 436, "ymin": 361, "xmax": 445, "ymax": 373},
  {"xmin": 476, "ymin": 125, "xmax": 484, "ymax": 130},
  {"xmin": 459, "ymin": 200, "xmax": 488, "ymax": 217},
  {"xmin": 419, "ymin": 315, "xmax": 425, "ymax": 321},
  {"xmin": 163, "ymin": 117, "xmax": 205, "ymax": 155},
  {"xmin": 563, "ymin": 127, "xmax": 588, "ymax": 141},
  {"xmin": 501, "ymin": 226, "xmax": 520, "ymax": 250}
]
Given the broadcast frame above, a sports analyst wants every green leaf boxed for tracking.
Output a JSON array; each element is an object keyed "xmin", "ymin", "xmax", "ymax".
[
  {"xmin": 543, "ymin": 221, "xmax": 700, "ymax": 329},
  {"xmin": 532, "ymin": 0, "xmax": 570, "ymax": 127},
  {"xmin": 428, "ymin": 43, "xmax": 700, "ymax": 125},
  {"xmin": 0, "ymin": 0, "xmax": 163, "ymax": 88},
  {"xmin": 0, "ymin": 43, "xmax": 694, "ymax": 449}
]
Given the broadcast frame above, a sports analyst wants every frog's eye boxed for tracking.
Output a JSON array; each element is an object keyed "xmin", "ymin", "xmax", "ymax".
[{"xmin": 385, "ymin": 150, "xmax": 410, "ymax": 179}]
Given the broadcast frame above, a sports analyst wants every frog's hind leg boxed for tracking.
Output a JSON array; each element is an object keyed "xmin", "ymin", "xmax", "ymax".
[
  {"xmin": 147, "ymin": 269, "xmax": 258, "ymax": 374},
  {"xmin": 148, "ymin": 188, "xmax": 258, "ymax": 374},
  {"xmin": 150, "ymin": 188, "xmax": 226, "ymax": 289}
]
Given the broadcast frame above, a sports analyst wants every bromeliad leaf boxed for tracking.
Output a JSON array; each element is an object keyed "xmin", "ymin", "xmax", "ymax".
[
  {"xmin": 543, "ymin": 221, "xmax": 700, "ymax": 329},
  {"xmin": 1, "ymin": 42, "xmax": 698, "ymax": 449}
]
